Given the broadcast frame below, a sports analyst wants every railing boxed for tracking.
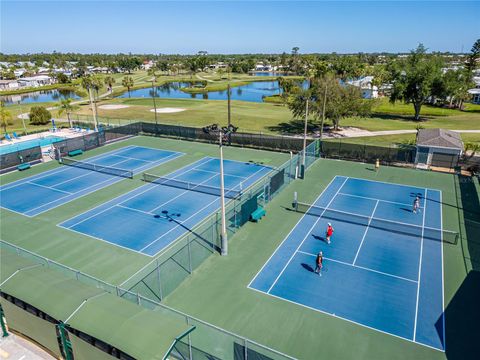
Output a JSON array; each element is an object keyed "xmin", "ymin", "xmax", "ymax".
[{"xmin": 1, "ymin": 240, "xmax": 296, "ymax": 360}]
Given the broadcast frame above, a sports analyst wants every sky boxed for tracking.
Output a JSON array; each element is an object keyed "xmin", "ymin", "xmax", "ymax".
[{"xmin": 1, "ymin": 1, "xmax": 479, "ymax": 54}]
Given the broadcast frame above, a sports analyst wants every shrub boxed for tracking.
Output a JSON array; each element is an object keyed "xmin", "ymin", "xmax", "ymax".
[{"xmin": 29, "ymin": 106, "xmax": 52, "ymax": 125}]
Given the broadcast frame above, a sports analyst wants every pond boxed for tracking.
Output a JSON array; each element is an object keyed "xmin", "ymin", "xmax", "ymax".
[
  {"xmin": 116, "ymin": 81, "xmax": 291, "ymax": 103},
  {"xmin": 0, "ymin": 89, "xmax": 80, "ymax": 105}
]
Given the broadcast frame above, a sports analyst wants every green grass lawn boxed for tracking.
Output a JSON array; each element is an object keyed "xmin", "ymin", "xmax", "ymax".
[
  {"xmin": 72, "ymin": 96, "xmax": 480, "ymax": 135},
  {"xmin": 325, "ymin": 133, "xmax": 480, "ymax": 146}
]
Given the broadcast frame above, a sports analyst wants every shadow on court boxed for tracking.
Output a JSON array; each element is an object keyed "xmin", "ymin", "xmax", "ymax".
[
  {"xmin": 457, "ymin": 174, "xmax": 480, "ymax": 271},
  {"xmin": 443, "ymin": 270, "xmax": 480, "ymax": 360},
  {"xmin": 301, "ymin": 263, "xmax": 315, "ymax": 273}
]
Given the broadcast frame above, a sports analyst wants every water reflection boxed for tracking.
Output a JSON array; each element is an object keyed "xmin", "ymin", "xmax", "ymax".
[
  {"xmin": 1, "ymin": 89, "xmax": 80, "ymax": 105},
  {"xmin": 116, "ymin": 80, "xmax": 299, "ymax": 103}
]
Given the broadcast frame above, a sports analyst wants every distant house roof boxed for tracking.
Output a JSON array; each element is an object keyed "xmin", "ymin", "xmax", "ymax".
[
  {"xmin": 0, "ymin": 80, "xmax": 18, "ymax": 84},
  {"xmin": 416, "ymin": 129, "xmax": 463, "ymax": 150}
]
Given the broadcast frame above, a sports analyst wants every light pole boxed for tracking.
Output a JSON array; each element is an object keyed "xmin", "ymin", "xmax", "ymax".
[
  {"xmin": 202, "ymin": 123, "xmax": 238, "ymax": 256},
  {"xmin": 87, "ymin": 86, "xmax": 98, "ymax": 131},
  {"xmin": 300, "ymin": 97, "xmax": 309, "ymax": 179},
  {"xmin": 219, "ymin": 130, "xmax": 227, "ymax": 255},
  {"xmin": 150, "ymin": 78, "xmax": 158, "ymax": 125}
]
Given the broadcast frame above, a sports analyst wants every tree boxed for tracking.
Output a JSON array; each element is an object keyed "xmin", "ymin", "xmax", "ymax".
[
  {"xmin": 389, "ymin": 44, "xmax": 443, "ymax": 120},
  {"xmin": 55, "ymin": 73, "xmax": 70, "ymax": 84},
  {"xmin": 122, "ymin": 76, "xmax": 134, "ymax": 97},
  {"xmin": 466, "ymin": 38, "xmax": 480, "ymax": 72},
  {"xmin": 288, "ymin": 74, "xmax": 372, "ymax": 131},
  {"xmin": 29, "ymin": 106, "xmax": 52, "ymax": 125},
  {"xmin": 0, "ymin": 102, "xmax": 13, "ymax": 133},
  {"xmin": 57, "ymin": 98, "xmax": 79, "ymax": 128},
  {"xmin": 104, "ymin": 75, "xmax": 116, "ymax": 96},
  {"xmin": 118, "ymin": 57, "xmax": 141, "ymax": 73}
]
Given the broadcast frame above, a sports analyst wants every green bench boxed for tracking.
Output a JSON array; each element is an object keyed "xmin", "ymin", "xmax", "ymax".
[
  {"xmin": 68, "ymin": 149, "xmax": 83, "ymax": 156},
  {"xmin": 250, "ymin": 206, "xmax": 266, "ymax": 222},
  {"xmin": 17, "ymin": 163, "xmax": 31, "ymax": 171}
]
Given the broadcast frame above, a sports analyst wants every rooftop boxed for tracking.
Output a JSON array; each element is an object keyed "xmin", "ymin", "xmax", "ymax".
[{"xmin": 416, "ymin": 128, "xmax": 464, "ymax": 149}]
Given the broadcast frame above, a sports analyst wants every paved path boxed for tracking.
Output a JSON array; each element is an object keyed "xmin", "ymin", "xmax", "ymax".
[{"xmin": 0, "ymin": 333, "xmax": 55, "ymax": 360}]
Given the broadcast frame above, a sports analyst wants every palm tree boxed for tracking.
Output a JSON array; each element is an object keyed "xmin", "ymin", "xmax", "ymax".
[
  {"xmin": 0, "ymin": 102, "xmax": 13, "ymax": 134},
  {"xmin": 57, "ymin": 98, "xmax": 79, "ymax": 128},
  {"xmin": 104, "ymin": 76, "xmax": 116, "ymax": 98},
  {"xmin": 122, "ymin": 76, "xmax": 134, "ymax": 97}
]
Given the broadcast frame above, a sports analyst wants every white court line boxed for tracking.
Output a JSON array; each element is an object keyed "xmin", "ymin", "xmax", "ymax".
[
  {"xmin": 413, "ymin": 188, "xmax": 427, "ymax": 342},
  {"xmin": 247, "ymin": 176, "xmax": 341, "ymax": 289},
  {"xmin": 0, "ymin": 145, "xmax": 137, "ymax": 190},
  {"xmin": 141, "ymin": 163, "xmax": 268, "ymax": 253},
  {"xmin": 22, "ymin": 155, "xmax": 147, "ymax": 216},
  {"xmin": 267, "ymin": 177, "xmax": 348, "ymax": 294},
  {"xmin": 57, "ymin": 224, "xmax": 150, "ymax": 256},
  {"xmin": 121, "ymin": 162, "xmax": 276, "ymax": 286},
  {"xmin": 346, "ymin": 176, "xmax": 428, "ymax": 192},
  {"xmin": 25, "ymin": 181, "xmax": 72, "ymax": 195},
  {"xmin": 297, "ymin": 251, "xmax": 418, "ymax": 284},
  {"xmin": 63, "ymin": 158, "xmax": 215, "ymax": 229},
  {"xmin": 440, "ymin": 190, "xmax": 446, "ymax": 350},
  {"xmin": 337, "ymin": 192, "xmax": 424, "ymax": 209},
  {"xmin": 192, "ymin": 168, "xmax": 248, "ymax": 180},
  {"xmin": 352, "ymin": 200, "xmax": 379, "ymax": 265},
  {"xmin": 108, "ymin": 154, "xmax": 152, "ymax": 163},
  {"xmin": 246, "ymin": 285, "xmax": 444, "ymax": 353}
]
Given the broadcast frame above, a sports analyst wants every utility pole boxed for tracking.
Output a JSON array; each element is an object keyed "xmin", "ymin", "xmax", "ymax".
[
  {"xmin": 320, "ymin": 83, "xmax": 327, "ymax": 140},
  {"xmin": 219, "ymin": 130, "xmax": 227, "ymax": 255},
  {"xmin": 88, "ymin": 87, "xmax": 98, "ymax": 131},
  {"xmin": 151, "ymin": 78, "xmax": 158, "ymax": 125},
  {"xmin": 227, "ymin": 84, "xmax": 231, "ymax": 145},
  {"xmin": 301, "ymin": 98, "xmax": 309, "ymax": 178}
]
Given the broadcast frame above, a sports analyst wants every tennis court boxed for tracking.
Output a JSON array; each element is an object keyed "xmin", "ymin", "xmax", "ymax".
[
  {"xmin": 249, "ymin": 176, "xmax": 446, "ymax": 351},
  {"xmin": 0, "ymin": 145, "xmax": 182, "ymax": 217},
  {"xmin": 60, "ymin": 157, "xmax": 272, "ymax": 256}
]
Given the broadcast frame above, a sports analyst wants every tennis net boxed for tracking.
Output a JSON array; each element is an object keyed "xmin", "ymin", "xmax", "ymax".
[
  {"xmin": 61, "ymin": 157, "xmax": 134, "ymax": 178},
  {"xmin": 294, "ymin": 201, "xmax": 459, "ymax": 244},
  {"xmin": 143, "ymin": 173, "xmax": 242, "ymax": 199}
]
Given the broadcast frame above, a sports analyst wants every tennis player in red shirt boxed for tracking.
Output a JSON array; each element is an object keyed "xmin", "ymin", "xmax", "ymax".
[{"xmin": 326, "ymin": 223, "xmax": 334, "ymax": 244}]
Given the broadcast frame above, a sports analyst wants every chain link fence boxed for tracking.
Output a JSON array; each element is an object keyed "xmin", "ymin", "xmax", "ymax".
[
  {"xmin": 121, "ymin": 140, "xmax": 320, "ymax": 302},
  {"xmin": 0, "ymin": 240, "xmax": 296, "ymax": 360}
]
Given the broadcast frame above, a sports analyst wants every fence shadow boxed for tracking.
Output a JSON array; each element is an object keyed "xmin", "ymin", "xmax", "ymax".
[{"xmin": 457, "ymin": 175, "xmax": 480, "ymax": 271}]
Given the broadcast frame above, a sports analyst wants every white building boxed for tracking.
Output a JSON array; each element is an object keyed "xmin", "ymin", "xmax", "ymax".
[
  {"xmin": 468, "ymin": 76, "xmax": 480, "ymax": 104},
  {"xmin": 347, "ymin": 76, "xmax": 379, "ymax": 99},
  {"xmin": 17, "ymin": 75, "xmax": 53, "ymax": 88},
  {"xmin": 415, "ymin": 129, "xmax": 464, "ymax": 169},
  {"xmin": 0, "ymin": 80, "xmax": 19, "ymax": 91}
]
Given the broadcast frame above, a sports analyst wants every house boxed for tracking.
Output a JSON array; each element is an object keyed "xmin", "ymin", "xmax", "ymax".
[
  {"xmin": 208, "ymin": 62, "xmax": 228, "ymax": 70},
  {"xmin": 14, "ymin": 69, "xmax": 25, "ymax": 78},
  {"xmin": 347, "ymin": 76, "xmax": 378, "ymax": 99},
  {"xmin": 468, "ymin": 76, "xmax": 480, "ymax": 104},
  {"xmin": 17, "ymin": 75, "xmax": 53, "ymax": 87},
  {"xmin": 415, "ymin": 129, "xmax": 464, "ymax": 169},
  {"xmin": 141, "ymin": 60, "xmax": 154, "ymax": 70},
  {"xmin": 0, "ymin": 80, "xmax": 19, "ymax": 91}
]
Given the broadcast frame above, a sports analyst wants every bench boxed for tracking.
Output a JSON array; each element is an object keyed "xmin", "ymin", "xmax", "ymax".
[
  {"xmin": 17, "ymin": 163, "xmax": 31, "ymax": 171},
  {"xmin": 68, "ymin": 149, "xmax": 83, "ymax": 157},
  {"xmin": 250, "ymin": 206, "xmax": 266, "ymax": 222}
]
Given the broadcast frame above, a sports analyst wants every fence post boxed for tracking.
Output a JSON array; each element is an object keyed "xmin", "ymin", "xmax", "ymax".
[
  {"xmin": 186, "ymin": 317, "xmax": 193, "ymax": 360},
  {"xmin": 187, "ymin": 239, "xmax": 192, "ymax": 274},
  {"xmin": 156, "ymin": 259, "xmax": 163, "ymax": 301}
]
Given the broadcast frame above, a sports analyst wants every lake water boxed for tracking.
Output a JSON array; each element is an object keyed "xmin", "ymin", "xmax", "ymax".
[
  {"xmin": 117, "ymin": 81, "xmax": 288, "ymax": 102},
  {"xmin": 1, "ymin": 89, "xmax": 80, "ymax": 105}
]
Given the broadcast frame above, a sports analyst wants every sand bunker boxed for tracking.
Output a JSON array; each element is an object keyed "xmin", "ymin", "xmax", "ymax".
[
  {"xmin": 150, "ymin": 108, "xmax": 186, "ymax": 113},
  {"xmin": 99, "ymin": 104, "xmax": 131, "ymax": 110}
]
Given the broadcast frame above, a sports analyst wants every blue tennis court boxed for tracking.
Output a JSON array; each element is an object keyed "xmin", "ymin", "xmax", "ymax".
[
  {"xmin": 59, "ymin": 157, "xmax": 272, "ymax": 256},
  {"xmin": 0, "ymin": 146, "xmax": 183, "ymax": 217},
  {"xmin": 249, "ymin": 176, "xmax": 445, "ymax": 351}
]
